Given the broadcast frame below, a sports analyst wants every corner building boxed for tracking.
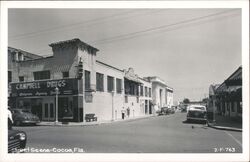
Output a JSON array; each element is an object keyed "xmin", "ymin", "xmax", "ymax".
[{"xmin": 8, "ymin": 38, "xmax": 173, "ymax": 122}]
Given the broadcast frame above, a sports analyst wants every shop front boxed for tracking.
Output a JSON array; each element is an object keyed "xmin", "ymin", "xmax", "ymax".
[{"xmin": 10, "ymin": 78, "xmax": 83, "ymax": 122}]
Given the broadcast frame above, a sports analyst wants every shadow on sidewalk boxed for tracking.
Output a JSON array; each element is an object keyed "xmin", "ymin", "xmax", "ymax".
[{"xmin": 208, "ymin": 114, "xmax": 242, "ymax": 129}]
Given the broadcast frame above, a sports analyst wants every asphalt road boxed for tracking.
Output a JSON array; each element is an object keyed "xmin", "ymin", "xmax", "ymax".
[{"xmin": 13, "ymin": 112, "xmax": 242, "ymax": 153}]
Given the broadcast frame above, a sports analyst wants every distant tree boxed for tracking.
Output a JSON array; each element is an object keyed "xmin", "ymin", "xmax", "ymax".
[{"xmin": 183, "ymin": 98, "xmax": 190, "ymax": 104}]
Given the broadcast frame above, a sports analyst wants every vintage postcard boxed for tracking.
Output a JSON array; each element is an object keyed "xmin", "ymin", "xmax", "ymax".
[{"xmin": 0, "ymin": 1, "xmax": 249, "ymax": 162}]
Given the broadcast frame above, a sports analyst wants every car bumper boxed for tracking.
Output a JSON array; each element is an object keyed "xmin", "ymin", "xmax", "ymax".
[
  {"xmin": 187, "ymin": 117, "xmax": 207, "ymax": 121},
  {"xmin": 21, "ymin": 120, "xmax": 40, "ymax": 124}
]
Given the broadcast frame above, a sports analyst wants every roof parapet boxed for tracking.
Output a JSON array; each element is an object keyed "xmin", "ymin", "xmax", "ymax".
[{"xmin": 49, "ymin": 38, "xmax": 99, "ymax": 55}]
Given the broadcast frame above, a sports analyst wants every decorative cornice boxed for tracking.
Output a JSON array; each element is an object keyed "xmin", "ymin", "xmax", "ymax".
[
  {"xmin": 49, "ymin": 38, "xmax": 99, "ymax": 55},
  {"xmin": 124, "ymin": 68, "xmax": 142, "ymax": 84}
]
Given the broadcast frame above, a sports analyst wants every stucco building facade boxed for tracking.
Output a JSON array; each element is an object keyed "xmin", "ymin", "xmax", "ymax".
[{"xmin": 8, "ymin": 38, "xmax": 173, "ymax": 123}]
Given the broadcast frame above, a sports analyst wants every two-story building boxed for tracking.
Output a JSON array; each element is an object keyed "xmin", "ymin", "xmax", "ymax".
[{"xmin": 8, "ymin": 38, "xmax": 173, "ymax": 123}]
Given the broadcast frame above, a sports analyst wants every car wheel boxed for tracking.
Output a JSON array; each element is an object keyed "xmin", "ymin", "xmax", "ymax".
[{"xmin": 15, "ymin": 121, "xmax": 21, "ymax": 126}]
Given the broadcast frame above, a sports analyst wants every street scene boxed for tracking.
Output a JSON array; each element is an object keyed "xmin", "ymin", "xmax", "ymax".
[
  {"xmin": 4, "ymin": 4, "xmax": 246, "ymax": 159},
  {"xmin": 12, "ymin": 112, "xmax": 242, "ymax": 153}
]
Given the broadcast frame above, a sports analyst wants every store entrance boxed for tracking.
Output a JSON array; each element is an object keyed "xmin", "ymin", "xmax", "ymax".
[{"xmin": 42, "ymin": 103, "xmax": 55, "ymax": 121}]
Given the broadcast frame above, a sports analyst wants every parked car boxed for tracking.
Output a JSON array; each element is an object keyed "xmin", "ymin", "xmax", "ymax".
[
  {"xmin": 186, "ymin": 105, "xmax": 207, "ymax": 122},
  {"xmin": 12, "ymin": 109, "xmax": 40, "ymax": 126},
  {"xmin": 8, "ymin": 109, "xmax": 27, "ymax": 153},
  {"xmin": 170, "ymin": 106, "xmax": 176, "ymax": 114},
  {"xmin": 158, "ymin": 107, "xmax": 171, "ymax": 115}
]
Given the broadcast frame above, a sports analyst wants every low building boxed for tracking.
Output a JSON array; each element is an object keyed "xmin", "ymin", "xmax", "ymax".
[
  {"xmin": 216, "ymin": 66, "xmax": 242, "ymax": 119},
  {"xmin": 208, "ymin": 66, "xmax": 242, "ymax": 121},
  {"xmin": 8, "ymin": 38, "xmax": 173, "ymax": 123}
]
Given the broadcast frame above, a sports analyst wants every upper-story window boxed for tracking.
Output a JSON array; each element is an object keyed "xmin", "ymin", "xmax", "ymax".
[
  {"xmin": 96, "ymin": 72, "xmax": 104, "ymax": 92},
  {"xmin": 33, "ymin": 71, "xmax": 50, "ymax": 80},
  {"xmin": 62, "ymin": 71, "xmax": 69, "ymax": 78},
  {"xmin": 107, "ymin": 76, "xmax": 114, "ymax": 92},
  {"xmin": 145, "ymin": 87, "xmax": 148, "ymax": 97},
  {"xmin": 19, "ymin": 76, "xmax": 24, "ymax": 82},
  {"xmin": 140, "ymin": 85, "xmax": 143, "ymax": 96},
  {"xmin": 85, "ymin": 70, "xmax": 91, "ymax": 91},
  {"xmin": 149, "ymin": 88, "xmax": 151, "ymax": 97},
  {"xmin": 116, "ymin": 78, "xmax": 122, "ymax": 94}
]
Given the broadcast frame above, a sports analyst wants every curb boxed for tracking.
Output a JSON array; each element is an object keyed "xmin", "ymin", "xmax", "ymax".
[
  {"xmin": 37, "ymin": 123, "xmax": 100, "ymax": 127},
  {"xmin": 207, "ymin": 123, "xmax": 242, "ymax": 132},
  {"xmin": 37, "ymin": 115, "xmax": 155, "ymax": 127}
]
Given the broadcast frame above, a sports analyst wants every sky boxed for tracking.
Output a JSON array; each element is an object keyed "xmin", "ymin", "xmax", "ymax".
[{"xmin": 8, "ymin": 8, "xmax": 242, "ymax": 103}]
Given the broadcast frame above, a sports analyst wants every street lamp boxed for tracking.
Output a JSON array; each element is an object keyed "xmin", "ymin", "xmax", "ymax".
[{"xmin": 55, "ymin": 87, "xmax": 59, "ymax": 124}]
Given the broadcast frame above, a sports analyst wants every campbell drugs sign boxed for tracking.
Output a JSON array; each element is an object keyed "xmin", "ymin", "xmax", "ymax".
[{"xmin": 11, "ymin": 78, "xmax": 79, "ymax": 97}]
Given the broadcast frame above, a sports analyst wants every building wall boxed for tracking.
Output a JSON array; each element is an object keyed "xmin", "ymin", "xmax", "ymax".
[
  {"xmin": 165, "ymin": 88, "xmax": 174, "ymax": 108},
  {"xmin": 124, "ymin": 96, "xmax": 141, "ymax": 118},
  {"xmin": 83, "ymin": 61, "xmax": 125, "ymax": 121},
  {"xmin": 152, "ymin": 83, "xmax": 167, "ymax": 111},
  {"xmin": 10, "ymin": 47, "xmax": 78, "ymax": 83},
  {"xmin": 139, "ymin": 78, "xmax": 153, "ymax": 115}
]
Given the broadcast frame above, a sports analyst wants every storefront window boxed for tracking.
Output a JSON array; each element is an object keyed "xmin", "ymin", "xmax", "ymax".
[{"xmin": 58, "ymin": 97, "xmax": 73, "ymax": 120}]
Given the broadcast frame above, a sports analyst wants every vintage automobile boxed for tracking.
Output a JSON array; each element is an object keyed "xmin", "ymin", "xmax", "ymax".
[
  {"xmin": 170, "ymin": 106, "xmax": 176, "ymax": 114},
  {"xmin": 8, "ymin": 110, "xmax": 27, "ymax": 153},
  {"xmin": 158, "ymin": 107, "xmax": 172, "ymax": 115},
  {"xmin": 8, "ymin": 129, "xmax": 27, "ymax": 153},
  {"xmin": 186, "ymin": 105, "xmax": 207, "ymax": 122},
  {"xmin": 12, "ymin": 109, "xmax": 40, "ymax": 126}
]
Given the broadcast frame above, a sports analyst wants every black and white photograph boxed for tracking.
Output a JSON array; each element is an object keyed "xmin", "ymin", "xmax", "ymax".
[{"xmin": 0, "ymin": 1, "xmax": 249, "ymax": 162}]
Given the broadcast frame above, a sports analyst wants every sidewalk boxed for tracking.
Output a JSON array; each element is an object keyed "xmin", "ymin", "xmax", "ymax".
[
  {"xmin": 37, "ymin": 115, "xmax": 155, "ymax": 127},
  {"xmin": 207, "ymin": 114, "xmax": 242, "ymax": 132}
]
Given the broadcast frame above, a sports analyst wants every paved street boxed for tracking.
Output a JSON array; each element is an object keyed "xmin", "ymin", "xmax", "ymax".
[{"xmin": 13, "ymin": 112, "xmax": 242, "ymax": 153}]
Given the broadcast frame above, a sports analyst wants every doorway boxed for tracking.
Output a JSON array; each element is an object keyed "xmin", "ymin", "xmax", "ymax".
[{"xmin": 42, "ymin": 103, "xmax": 55, "ymax": 121}]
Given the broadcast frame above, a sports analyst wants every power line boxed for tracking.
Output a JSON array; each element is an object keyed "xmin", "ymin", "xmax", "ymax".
[
  {"xmin": 9, "ymin": 10, "xmax": 135, "ymax": 39},
  {"xmin": 9, "ymin": 9, "xmax": 164, "ymax": 41},
  {"xmin": 20, "ymin": 9, "xmax": 239, "ymax": 55},
  {"xmin": 89, "ymin": 9, "xmax": 239, "ymax": 45}
]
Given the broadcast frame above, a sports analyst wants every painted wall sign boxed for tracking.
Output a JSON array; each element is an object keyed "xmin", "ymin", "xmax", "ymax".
[{"xmin": 11, "ymin": 78, "xmax": 79, "ymax": 97}]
